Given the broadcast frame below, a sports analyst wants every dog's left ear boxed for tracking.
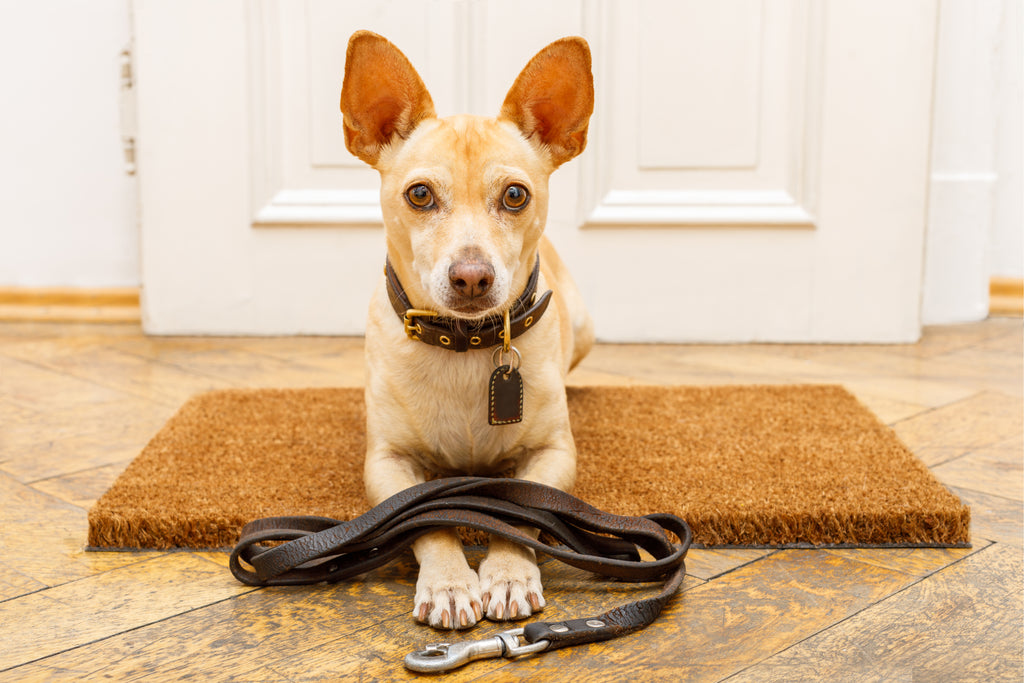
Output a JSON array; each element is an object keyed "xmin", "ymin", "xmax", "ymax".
[{"xmin": 500, "ymin": 37, "xmax": 594, "ymax": 168}]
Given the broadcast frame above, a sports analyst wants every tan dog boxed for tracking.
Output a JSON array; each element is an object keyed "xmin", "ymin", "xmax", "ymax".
[{"xmin": 340, "ymin": 31, "xmax": 594, "ymax": 631}]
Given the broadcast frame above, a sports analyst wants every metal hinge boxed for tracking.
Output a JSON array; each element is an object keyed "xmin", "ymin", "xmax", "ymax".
[{"xmin": 119, "ymin": 46, "xmax": 137, "ymax": 175}]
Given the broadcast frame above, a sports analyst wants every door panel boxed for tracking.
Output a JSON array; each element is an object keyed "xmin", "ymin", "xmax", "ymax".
[
  {"xmin": 639, "ymin": 0, "xmax": 764, "ymax": 169},
  {"xmin": 582, "ymin": 0, "xmax": 819, "ymax": 229}
]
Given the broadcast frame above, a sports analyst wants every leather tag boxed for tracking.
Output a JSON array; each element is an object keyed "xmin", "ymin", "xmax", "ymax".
[{"xmin": 488, "ymin": 365, "xmax": 523, "ymax": 425}]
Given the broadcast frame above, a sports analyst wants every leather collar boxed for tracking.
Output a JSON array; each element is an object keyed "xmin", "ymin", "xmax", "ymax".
[{"xmin": 385, "ymin": 257, "xmax": 552, "ymax": 352}]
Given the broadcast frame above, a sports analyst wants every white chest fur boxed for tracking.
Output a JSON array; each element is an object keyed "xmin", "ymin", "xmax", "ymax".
[{"xmin": 363, "ymin": 280, "xmax": 569, "ymax": 476}]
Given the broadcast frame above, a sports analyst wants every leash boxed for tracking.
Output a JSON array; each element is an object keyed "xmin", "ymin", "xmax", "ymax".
[{"xmin": 229, "ymin": 476, "xmax": 692, "ymax": 673}]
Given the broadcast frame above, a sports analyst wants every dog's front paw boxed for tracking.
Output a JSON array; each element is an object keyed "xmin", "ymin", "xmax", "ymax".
[
  {"xmin": 478, "ymin": 548, "xmax": 545, "ymax": 621},
  {"xmin": 414, "ymin": 563, "xmax": 484, "ymax": 630}
]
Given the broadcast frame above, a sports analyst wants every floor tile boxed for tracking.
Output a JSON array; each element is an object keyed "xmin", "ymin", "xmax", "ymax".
[
  {"xmin": 728, "ymin": 544, "xmax": 1023, "ymax": 682},
  {"xmin": 0, "ymin": 552, "xmax": 255, "ymax": 671}
]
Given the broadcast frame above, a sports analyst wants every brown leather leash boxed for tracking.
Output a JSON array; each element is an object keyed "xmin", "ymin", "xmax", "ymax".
[{"xmin": 229, "ymin": 476, "xmax": 692, "ymax": 673}]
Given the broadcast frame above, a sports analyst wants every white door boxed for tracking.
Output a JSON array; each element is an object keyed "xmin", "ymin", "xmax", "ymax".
[{"xmin": 135, "ymin": 0, "xmax": 937, "ymax": 342}]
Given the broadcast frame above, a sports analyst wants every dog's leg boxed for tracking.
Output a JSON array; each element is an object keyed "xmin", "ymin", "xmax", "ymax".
[
  {"xmin": 478, "ymin": 445, "xmax": 576, "ymax": 621},
  {"xmin": 411, "ymin": 529, "xmax": 483, "ymax": 629},
  {"xmin": 364, "ymin": 450, "xmax": 483, "ymax": 630},
  {"xmin": 479, "ymin": 530, "xmax": 545, "ymax": 620}
]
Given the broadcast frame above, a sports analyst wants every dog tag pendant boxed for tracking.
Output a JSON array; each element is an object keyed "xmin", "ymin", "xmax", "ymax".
[{"xmin": 489, "ymin": 365, "xmax": 523, "ymax": 425}]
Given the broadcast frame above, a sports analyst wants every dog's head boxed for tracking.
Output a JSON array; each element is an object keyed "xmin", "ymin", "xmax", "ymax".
[{"xmin": 340, "ymin": 31, "xmax": 593, "ymax": 319}]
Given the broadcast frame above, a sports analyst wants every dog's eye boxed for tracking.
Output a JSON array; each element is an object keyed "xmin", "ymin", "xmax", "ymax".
[
  {"xmin": 405, "ymin": 184, "xmax": 435, "ymax": 209},
  {"xmin": 502, "ymin": 184, "xmax": 530, "ymax": 211}
]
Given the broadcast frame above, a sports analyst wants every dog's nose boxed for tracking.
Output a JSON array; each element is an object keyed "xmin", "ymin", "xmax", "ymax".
[{"xmin": 448, "ymin": 260, "xmax": 495, "ymax": 299}]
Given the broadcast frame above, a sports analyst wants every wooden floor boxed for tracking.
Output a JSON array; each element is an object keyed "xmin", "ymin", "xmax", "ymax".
[{"xmin": 1, "ymin": 319, "xmax": 1021, "ymax": 681}]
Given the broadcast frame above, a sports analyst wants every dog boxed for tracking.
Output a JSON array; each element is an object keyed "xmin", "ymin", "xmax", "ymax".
[{"xmin": 340, "ymin": 30, "xmax": 594, "ymax": 630}]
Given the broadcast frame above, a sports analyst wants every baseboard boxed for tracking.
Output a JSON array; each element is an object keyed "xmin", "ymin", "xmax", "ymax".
[
  {"xmin": 1, "ymin": 280, "xmax": 1016, "ymax": 326},
  {"xmin": 989, "ymin": 277, "xmax": 1024, "ymax": 317},
  {"xmin": 0, "ymin": 287, "xmax": 141, "ymax": 323}
]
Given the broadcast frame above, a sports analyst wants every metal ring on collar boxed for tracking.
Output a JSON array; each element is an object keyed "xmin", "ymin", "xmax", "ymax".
[{"xmin": 492, "ymin": 345, "xmax": 521, "ymax": 371}]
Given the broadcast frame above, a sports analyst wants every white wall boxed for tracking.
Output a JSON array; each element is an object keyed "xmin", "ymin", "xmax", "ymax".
[
  {"xmin": 922, "ymin": 0, "xmax": 1023, "ymax": 323},
  {"xmin": 0, "ymin": 0, "xmax": 137, "ymax": 287},
  {"xmin": 990, "ymin": 0, "xmax": 1023, "ymax": 280},
  {"xmin": 0, "ymin": 1, "xmax": 1019, "ymax": 326}
]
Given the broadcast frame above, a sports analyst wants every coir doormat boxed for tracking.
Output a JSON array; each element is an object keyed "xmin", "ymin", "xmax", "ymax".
[{"xmin": 87, "ymin": 385, "xmax": 970, "ymax": 549}]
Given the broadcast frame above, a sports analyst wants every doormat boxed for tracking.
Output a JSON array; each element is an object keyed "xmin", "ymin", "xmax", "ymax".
[{"xmin": 87, "ymin": 385, "xmax": 970, "ymax": 549}]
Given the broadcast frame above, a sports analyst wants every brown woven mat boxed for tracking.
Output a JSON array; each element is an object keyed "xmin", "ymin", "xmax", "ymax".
[{"xmin": 87, "ymin": 385, "xmax": 969, "ymax": 549}]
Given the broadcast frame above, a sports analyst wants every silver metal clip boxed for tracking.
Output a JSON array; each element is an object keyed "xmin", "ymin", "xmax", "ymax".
[{"xmin": 404, "ymin": 627, "xmax": 549, "ymax": 673}]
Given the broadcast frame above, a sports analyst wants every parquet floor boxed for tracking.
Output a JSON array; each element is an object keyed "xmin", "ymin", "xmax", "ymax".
[{"xmin": 0, "ymin": 319, "xmax": 1021, "ymax": 681}]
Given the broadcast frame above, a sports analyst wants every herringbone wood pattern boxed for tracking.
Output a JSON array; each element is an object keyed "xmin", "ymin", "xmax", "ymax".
[{"xmin": 1, "ymin": 319, "xmax": 1021, "ymax": 681}]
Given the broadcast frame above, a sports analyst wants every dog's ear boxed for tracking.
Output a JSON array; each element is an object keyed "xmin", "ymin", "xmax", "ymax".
[
  {"xmin": 340, "ymin": 31, "xmax": 436, "ymax": 166},
  {"xmin": 500, "ymin": 37, "xmax": 594, "ymax": 168}
]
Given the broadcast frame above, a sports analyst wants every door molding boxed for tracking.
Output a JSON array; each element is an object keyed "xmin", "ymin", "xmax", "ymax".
[{"xmin": 580, "ymin": 0, "xmax": 823, "ymax": 230}]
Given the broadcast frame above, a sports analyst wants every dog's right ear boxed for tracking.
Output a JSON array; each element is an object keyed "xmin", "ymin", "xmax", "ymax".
[{"xmin": 340, "ymin": 31, "xmax": 436, "ymax": 166}]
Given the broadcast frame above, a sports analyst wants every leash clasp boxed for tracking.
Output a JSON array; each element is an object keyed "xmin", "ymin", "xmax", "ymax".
[{"xmin": 404, "ymin": 627, "xmax": 549, "ymax": 672}]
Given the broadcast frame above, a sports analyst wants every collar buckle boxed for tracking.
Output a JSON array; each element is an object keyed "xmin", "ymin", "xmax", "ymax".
[{"xmin": 403, "ymin": 309, "xmax": 438, "ymax": 341}]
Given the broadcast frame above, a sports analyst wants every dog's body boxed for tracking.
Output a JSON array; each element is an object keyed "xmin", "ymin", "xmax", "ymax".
[{"xmin": 341, "ymin": 32, "xmax": 594, "ymax": 630}]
